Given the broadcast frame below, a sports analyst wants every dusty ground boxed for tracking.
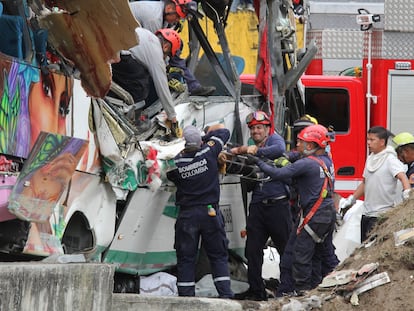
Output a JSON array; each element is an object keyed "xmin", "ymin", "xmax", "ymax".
[
  {"xmin": 318, "ymin": 197, "xmax": 414, "ymax": 311},
  {"xmin": 238, "ymin": 197, "xmax": 414, "ymax": 311}
]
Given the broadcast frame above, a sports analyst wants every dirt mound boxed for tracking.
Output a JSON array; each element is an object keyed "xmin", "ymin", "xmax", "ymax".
[
  {"xmin": 252, "ymin": 198, "xmax": 414, "ymax": 311},
  {"xmin": 316, "ymin": 198, "xmax": 414, "ymax": 310},
  {"xmin": 303, "ymin": 198, "xmax": 414, "ymax": 311}
]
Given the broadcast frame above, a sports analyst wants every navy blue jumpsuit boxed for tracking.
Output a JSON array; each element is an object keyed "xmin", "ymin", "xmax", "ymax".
[
  {"xmin": 245, "ymin": 133, "xmax": 292, "ymax": 299},
  {"xmin": 285, "ymin": 151, "xmax": 339, "ymax": 279},
  {"xmin": 257, "ymin": 154, "xmax": 336, "ymax": 294},
  {"xmin": 167, "ymin": 128, "xmax": 233, "ymax": 298},
  {"xmin": 407, "ymin": 162, "xmax": 414, "ymax": 188}
]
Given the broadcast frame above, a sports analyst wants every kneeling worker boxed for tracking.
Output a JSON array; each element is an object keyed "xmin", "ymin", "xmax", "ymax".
[{"xmin": 111, "ymin": 27, "xmax": 180, "ymax": 133}]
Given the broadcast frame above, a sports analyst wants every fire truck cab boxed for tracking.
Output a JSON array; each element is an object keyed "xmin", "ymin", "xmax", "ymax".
[{"xmin": 299, "ymin": 0, "xmax": 414, "ymax": 195}]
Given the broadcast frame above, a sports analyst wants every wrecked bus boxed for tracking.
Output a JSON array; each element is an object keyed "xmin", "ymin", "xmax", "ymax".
[{"xmin": 0, "ymin": 0, "xmax": 314, "ymax": 291}]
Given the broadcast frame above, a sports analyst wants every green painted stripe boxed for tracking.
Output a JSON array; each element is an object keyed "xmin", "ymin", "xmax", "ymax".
[
  {"xmin": 103, "ymin": 249, "xmax": 177, "ymax": 275},
  {"xmin": 94, "ymin": 245, "xmax": 245, "ymax": 276}
]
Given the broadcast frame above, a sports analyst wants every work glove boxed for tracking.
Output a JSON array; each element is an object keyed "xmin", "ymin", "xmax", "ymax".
[
  {"xmin": 339, "ymin": 195, "xmax": 356, "ymax": 217},
  {"xmin": 171, "ymin": 121, "xmax": 182, "ymax": 138},
  {"xmin": 168, "ymin": 78, "xmax": 186, "ymax": 93},
  {"xmin": 274, "ymin": 156, "xmax": 290, "ymax": 168},
  {"xmin": 402, "ymin": 189, "xmax": 412, "ymax": 201},
  {"xmin": 167, "ymin": 66, "xmax": 184, "ymax": 79}
]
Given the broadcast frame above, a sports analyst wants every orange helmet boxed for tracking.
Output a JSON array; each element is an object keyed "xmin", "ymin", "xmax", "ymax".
[
  {"xmin": 246, "ymin": 111, "xmax": 271, "ymax": 127},
  {"xmin": 297, "ymin": 124, "xmax": 330, "ymax": 148},
  {"xmin": 155, "ymin": 29, "xmax": 181, "ymax": 57},
  {"xmin": 172, "ymin": 0, "xmax": 191, "ymax": 18}
]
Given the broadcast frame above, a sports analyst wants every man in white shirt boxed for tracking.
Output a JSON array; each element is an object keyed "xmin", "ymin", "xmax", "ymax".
[
  {"xmin": 129, "ymin": 0, "xmax": 216, "ymax": 96},
  {"xmin": 342, "ymin": 126, "xmax": 411, "ymax": 242},
  {"xmin": 111, "ymin": 28, "xmax": 180, "ymax": 124}
]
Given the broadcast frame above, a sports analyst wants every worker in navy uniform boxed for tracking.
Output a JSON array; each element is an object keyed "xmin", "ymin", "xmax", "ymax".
[
  {"xmin": 288, "ymin": 114, "xmax": 319, "ymax": 224},
  {"xmin": 252, "ymin": 124, "xmax": 337, "ymax": 296},
  {"xmin": 288, "ymin": 116, "xmax": 339, "ymax": 279},
  {"xmin": 166, "ymin": 124, "xmax": 234, "ymax": 298},
  {"xmin": 231, "ymin": 111, "xmax": 292, "ymax": 301}
]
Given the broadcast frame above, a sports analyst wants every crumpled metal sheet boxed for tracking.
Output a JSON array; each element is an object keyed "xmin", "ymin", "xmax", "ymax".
[{"xmin": 37, "ymin": 0, "xmax": 139, "ymax": 98}]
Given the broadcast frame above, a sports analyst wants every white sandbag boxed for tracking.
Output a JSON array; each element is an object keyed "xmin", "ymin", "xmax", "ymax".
[{"xmin": 333, "ymin": 200, "xmax": 363, "ymax": 262}]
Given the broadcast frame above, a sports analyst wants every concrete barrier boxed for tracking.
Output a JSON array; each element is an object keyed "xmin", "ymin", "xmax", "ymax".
[
  {"xmin": 112, "ymin": 294, "xmax": 244, "ymax": 311},
  {"xmin": 0, "ymin": 263, "xmax": 114, "ymax": 311},
  {"xmin": 0, "ymin": 263, "xmax": 284, "ymax": 311}
]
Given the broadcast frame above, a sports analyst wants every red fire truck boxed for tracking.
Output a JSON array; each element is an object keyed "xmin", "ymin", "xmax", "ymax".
[
  {"xmin": 242, "ymin": 0, "xmax": 414, "ymax": 196},
  {"xmin": 301, "ymin": 0, "xmax": 414, "ymax": 196}
]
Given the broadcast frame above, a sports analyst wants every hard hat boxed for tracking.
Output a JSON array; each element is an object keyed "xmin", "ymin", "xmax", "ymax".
[
  {"xmin": 246, "ymin": 110, "xmax": 271, "ymax": 127},
  {"xmin": 172, "ymin": 0, "xmax": 191, "ymax": 18},
  {"xmin": 293, "ymin": 114, "xmax": 318, "ymax": 130},
  {"xmin": 392, "ymin": 132, "xmax": 414, "ymax": 149},
  {"xmin": 155, "ymin": 29, "xmax": 181, "ymax": 57},
  {"xmin": 304, "ymin": 114, "xmax": 318, "ymax": 125},
  {"xmin": 297, "ymin": 124, "xmax": 330, "ymax": 148}
]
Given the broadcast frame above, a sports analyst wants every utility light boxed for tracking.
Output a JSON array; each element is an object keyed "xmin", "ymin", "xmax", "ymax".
[
  {"xmin": 356, "ymin": 8, "xmax": 380, "ymax": 31},
  {"xmin": 356, "ymin": 14, "xmax": 380, "ymax": 26}
]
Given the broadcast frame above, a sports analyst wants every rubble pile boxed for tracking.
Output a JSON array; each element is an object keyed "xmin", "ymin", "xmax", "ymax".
[
  {"xmin": 305, "ymin": 198, "xmax": 414, "ymax": 310},
  {"xmin": 255, "ymin": 198, "xmax": 414, "ymax": 311}
]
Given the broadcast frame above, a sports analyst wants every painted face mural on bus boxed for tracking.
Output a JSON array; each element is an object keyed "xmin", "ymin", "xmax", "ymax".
[
  {"xmin": 0, "ymin": 58, "xmax": 73, "ymax": 158},
  {"xmin": 29, "ymin": 70, "xmax": 73, "ymax": 150}
]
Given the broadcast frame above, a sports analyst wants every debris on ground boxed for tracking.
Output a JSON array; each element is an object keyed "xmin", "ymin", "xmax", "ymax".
[
  {"xmin": 311, "ymin": 198, "xmax": 414, "ymax": 310},
  {"xmin": 253, "ymin": 198, "xmax": 414, "ymax": 310}
]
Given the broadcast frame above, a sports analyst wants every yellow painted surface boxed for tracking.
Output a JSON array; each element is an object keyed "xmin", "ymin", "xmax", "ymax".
[
  {"xmin": 180, "ymin": 11, "xmax": 259, "ymax": 74},
  {"xmin": 296, "ymin": 22, "xmax": 304, "ymax": 50},
  {"xmin": 180, "ymin": 11, "xmax": 304, "ymax": 75}
]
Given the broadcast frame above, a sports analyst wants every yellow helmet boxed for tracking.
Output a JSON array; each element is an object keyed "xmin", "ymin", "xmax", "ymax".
[
  {"xmin": 303, "ymin": 114, "xmax": 318, "ymax": 125},
  {"xmin": 293, "ymin": 114, "xmax": 318, "ymax": 129},
  {"xmin": 392, "ymin": 132, "xmax": 414, "ymax": 149}
]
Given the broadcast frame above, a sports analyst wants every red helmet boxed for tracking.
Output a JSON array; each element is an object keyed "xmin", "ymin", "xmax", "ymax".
[
  {"xmin": 155, "ymin": 29, "xmax": 181, "ymax": 57},
  {"xmin": 172, "ymin": 0, "xmax": 191, "ymax": 18},
  {"xmin": 297, "ymin": 124, "xmax": 330, "ymax": 148},
  {"xmin": 246, "ymin": 111, "xmax": 271, "ymax": 127}
]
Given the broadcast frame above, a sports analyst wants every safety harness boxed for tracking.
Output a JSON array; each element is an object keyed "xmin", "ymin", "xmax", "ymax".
[{"xmin": 296, "ymin": 156, "xmax": 333, "ymax": 241}]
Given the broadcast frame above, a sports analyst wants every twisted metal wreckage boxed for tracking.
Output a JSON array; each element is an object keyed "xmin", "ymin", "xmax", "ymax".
[{"xmin": 0, "ymin": 0, "xmax": 316, "ymax": 291}]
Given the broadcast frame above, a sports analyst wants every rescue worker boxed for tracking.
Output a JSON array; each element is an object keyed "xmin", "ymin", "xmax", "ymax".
[
  {"xmin": 393, "ymin": 132, "xmax": 414, "ymax": 188},
  {"xmin": 287, "ymin": 115, "xmax": 339, "ymax": 279},
  {"xmin": 129, "ymin": 0, "xmax": 216, "ymax": 96},
  {"xmin": 166, "ymin": 124, "xmax": 234, "ymax": 298},
  {"xmin": 110, "ymin": 28, "xmax": 179, "ymax": 130},
  {"xmin": 250, "ymin": 124, "xmax": 337, "ymax": 295},
  {"xmin": 231, "ymin": 110, "xmax": 291, "ymax": 301},
  {"xmin": 342, "ymin": 126, "xmax": 411, "ymax": 242},
  {"xmin": 289, "ymin": 114, "xmax": 319, "ymax": 223}
]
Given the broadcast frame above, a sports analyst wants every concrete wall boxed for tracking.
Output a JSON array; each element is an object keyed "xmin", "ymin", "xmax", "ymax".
[
  {"xmin": 0, "ymin": 263, "xmax": 280, "ymax": 311},
  {"xmin": 0, "ymin": 263, "xmax": 114, "ymax": 311},
  {"xmin": 112, "ymin": 294, "xmax": 243, "ymax": 311}
]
